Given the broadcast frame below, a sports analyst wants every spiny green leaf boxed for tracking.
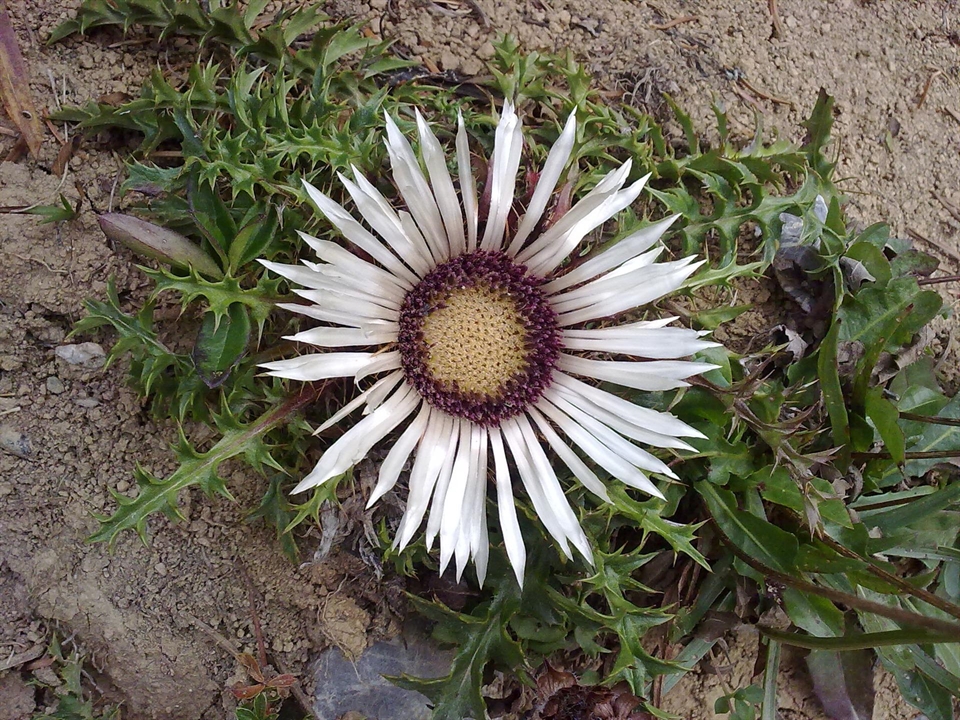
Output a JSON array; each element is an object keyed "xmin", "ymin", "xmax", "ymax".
[
  {"xmin": 392, "ymin": 584, "xmax": 524, "ymax": 720},
  {"xmin": 865, "ymin": 387, "xmax": 905, "ymax": 464},
  {"xmin": 192, "ymin": 303, "xmax": 251, "ymax": 388},
  {"xmin": 697, "ymin": 482, "xmax": 798, "ymax": 574},
  {"xmin": 89, "ymin": 389, "xmax": 314, "ymax": 546},
  {"xmin": 818, "ymin": 318, "xmax": 850, "ymax": 465}
]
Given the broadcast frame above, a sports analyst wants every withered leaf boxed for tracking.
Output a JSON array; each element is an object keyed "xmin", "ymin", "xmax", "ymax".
[{"xmin": 0, "ymin": 1, "xmax": 43, "ymax": 158}]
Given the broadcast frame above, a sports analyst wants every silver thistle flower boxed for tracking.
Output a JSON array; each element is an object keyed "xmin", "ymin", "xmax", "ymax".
[{"xmin": 260, "ymin": 102, "xmax": 718, "ymax": 585}]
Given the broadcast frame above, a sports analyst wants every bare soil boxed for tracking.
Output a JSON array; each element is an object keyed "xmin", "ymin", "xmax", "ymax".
[{"xmin": 1, "ymin": 1, "xmax": 958, "ymax": 719}]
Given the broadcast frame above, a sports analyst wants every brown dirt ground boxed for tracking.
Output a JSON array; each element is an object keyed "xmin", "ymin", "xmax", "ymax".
[{"xmin": 1, "ymin": 0, "xmax": 958, "ymax": 719}]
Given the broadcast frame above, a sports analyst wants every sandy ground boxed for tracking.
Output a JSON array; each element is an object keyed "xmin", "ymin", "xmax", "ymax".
[{"xmin": 1, "ymin": 0, "xmax": 958, "ymax": 718}]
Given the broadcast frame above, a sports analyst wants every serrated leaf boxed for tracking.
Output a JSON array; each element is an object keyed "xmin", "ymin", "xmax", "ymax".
[
  {"xmin": 89, "ymin": 388, "xmax": 316, "ymax": 546},
  {"xmin": 192, "ymin": 303, "xmax": 251, "ymax": 388},
  {"xmin": 228, "ymin": 207, "xmax": 279, "ymax": 270},
  {"xmin": 818, "ymin": 319, "xmax": 850, "ymax": 464},
  {"xmin": 902, "ymin": 392, "xmax": 960, "ymax": 476},
  {"xmin": 392, "ymin": 583, "xmax": 524, "ymax": 720},
  {"xmin": 145, "ymin": 267, "xmax": 276, "ymax": 337},
  {"xmin": 838, "ymin": 277, "xmax": 942, "ymax": 353},
  {"xmin": 697, "ymin": 482, "xmax": 798, "ymax": 573},
  {"xmin": 803, "ymin": 87, "xmax": 836, "ymax": 178},
  {"xmin": 864, "ymin": 387, "xmax": 905, "ymax": 464}
]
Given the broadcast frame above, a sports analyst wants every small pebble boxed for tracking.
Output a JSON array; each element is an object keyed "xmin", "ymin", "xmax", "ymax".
[
  {"xmin": 0, "ymin": 424, "xmax": 33, "ymax": 459},
  {"xmin": 55, "ymin": 342, "xmax": 106, "ymax": 368},
  {"xmin": 155, "ymin": 563, "xmax": 168, "ymax": 577},
  {"xmin": 46, "ymin": 376, "xmax": 65, "ymax": 394}
]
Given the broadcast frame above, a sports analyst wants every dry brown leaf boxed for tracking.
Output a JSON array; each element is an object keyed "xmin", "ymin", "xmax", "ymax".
[{"xmin": 0, "ymin": 0, "xmax": 43, "ymax": 158}]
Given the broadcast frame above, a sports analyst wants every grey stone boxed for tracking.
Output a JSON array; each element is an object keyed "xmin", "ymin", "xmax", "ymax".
[{"xmin": 312, "ymin": 620, "xmax": 453, "ymax": 720}]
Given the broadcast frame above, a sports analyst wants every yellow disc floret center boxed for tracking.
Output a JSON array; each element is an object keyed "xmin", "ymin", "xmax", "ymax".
[{"xmin": 421, "ymin": 284, "xmax": 529, "ymax": 398}]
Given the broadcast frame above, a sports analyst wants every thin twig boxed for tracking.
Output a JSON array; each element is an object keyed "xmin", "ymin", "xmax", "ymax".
[
  {"xmin": 851, "ymin": 449, "xmax": 960, "ymax": 460},
  {"xmin": 899, "ymin": 411, "xmax": 960, "ymax": 426},
  {"xmin": 739, "ymin": 77, "xmax": 794, "ymax": 107},
  {"xmin": 650, "ymin": 14, "xmax": 699, "ymax": 30},
  {"xmin": 933, "ymin": 191, "xmax": 960, "ymax": 223},
  {"xmin": 0, "ymin": 644, "xmax": 45, "ymax": 672},
  {"xmin": 768, "ymin": 0, "xmax": 784, "ymax": 38},
  {"xmin": 730, "ymin": 82, "xmax": 764, "ymax": 112},
  {"xmin": 237, "ymin": 562, "xmax": 268, "ymax": 669},
  {"xmin": 918, "ymin": 273, "xmax": 960, "ymax": 286},
  {"xmin": 944, "ymin": 106, "xmax": 960, "ymax": 126},
  {"xmin": 916, "ymin": 68, "xmax": 942, "ymax": 109},
  {"xmin": 907, "ymin": 227, "xmax": 960, "ymax": 265},
  {"xmin": 0, "ymin": 250, "xmax": 68, "ymax": 275},
  {"xmin": 272, "ymin": 655, "xmax": 318, "ymax": 720},
  {"xmin": 820, "ymin": 535, "xmax": 960, "ymax": 623},
  {"xmin": 709, "ymin": 520, "xmax": 960, "ymax": 637},
  {"xmin": 184, "ymin": 614, "xmax": 241, "ymax": 659}
]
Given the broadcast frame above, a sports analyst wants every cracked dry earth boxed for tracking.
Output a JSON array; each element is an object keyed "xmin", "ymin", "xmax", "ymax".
[{"xmin": 1, "ymin": 0, "xmax": 958, "ymax": 719}]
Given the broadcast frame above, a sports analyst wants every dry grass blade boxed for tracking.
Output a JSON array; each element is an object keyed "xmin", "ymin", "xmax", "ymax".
[{"xmin": 0, "ymin": 0, "xmax": 43, "ymax": 157}]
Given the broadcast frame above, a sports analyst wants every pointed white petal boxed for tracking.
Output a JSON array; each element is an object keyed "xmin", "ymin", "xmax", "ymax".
[
  {"xmin": 285, "ymin": 325, "xmax": 397, "ymax": 348},
  {"xmin": 480, "ymin": 101, "xmax": 523, "ymax": 251},
  {"xmin": 453, "ymin": 423, "xmax": 485, "ymax": 582},
  {"xmin": 367, "ymin": 402, "xmax": 430, "ymax": 507},
  {"xmin": 560, "ymin": 325, "xmax": 719, "ymax": 359},
  {"xmin": 384, "ymin": 113, "xmax": 448, "ymax": 260},
  {"xmin": 457, "ymin": 111, "xmax": 479, "ymax": 251},
  {"xmin": 258, "ymin": 259, "xmax": 332, "ymax": 291},
  {"xmin": 558, "ymin": 354, "xmax": 717, "ymax": 392},
  {"xmin": 293, "ymin": 383, "xmax": 420, "ymax": 492},
  {"xmin": 439, "ymin": 419, "xmax": 472, "ymax": 573},
  {"xmin": 512, "ymin": 414, "xmax": 594, "ymax": 564},
  {"xmin": 260, "ymin": 352, "xmax": 375, "ymax": 381},
  {"xmin": 363, "ymin": 369, "xmax": 405, "ymax": 413},
  {"xmin": 544, "ymin": 388, "xmax": 677, "ymax": 478},
  {"xmin": 507, "ymin": 110, "xmax": 578, "ymax": 255},
  {"xmin": 516, "ymin": 161, "xmax": 633, "ymax": 264},
  {"xmin": 395, "ymin": 412, "xmax": 454, "ymax": 550},
  {"xmin": 297, "ymin": 230, "xmax": 411, "ymax": 293},
  {"xmin": 416, "ymin": 109, "xmax": 466, "ymax": 258},
  {"xmin": 293, "ymin": 288, "xmax": 398, "ymax": 320},
  {"xmin": 555, "ymin": 259, "xmax": 704, "ymax": 326},
  {"xmin": 500, "ymin": 416, "xmax": 570, "ymax": 558},
  {"xmin": 426, "ymin": 420, "xmax": 460, "ymax": 552},
  {"xmin": 395, "ymin": 211, "xmax": 437, "ymax": 268},
  {"xmin": 527, "ymin": 406, "xmax": 610, "ymax": 502},
  {"xmin": 302, "ymin": 179, "xmax": 420, "ymax": 286},
  {"xmin": 490, "ymin": 427, "xmax": 525, "ymax": 586},
  {"xmin": 355, "ymin": 350, "xmax": 400, "ymax": 384},
  {"xmin": 551, "ymin": 382, "xmax": 695, "ymax": 451},
  {"xmin": 471, "ymin": 428, "xmax": 490, "ymax": 586},
  {"xmin": 276, "ymin": 266, "xmax": 404, "ymax": 307},
  {"xmin": 342, "ymin": 168, "xmax": 433, "ymax": 276},
  {"xmin": 501, "ymin": 416, "xmax": 593, "ymax": 563},
  {"xmin": 553, "ymin": 372, "xmax": 705, "ymax": 439},
  {"xmin": 543, "ymin": 214, "xmax": 679, "ymax": 293},
  {"xmin": 313, "ymin": 371, "xmax": 403, "ymax": 436},
  {"xmin": 549, "ymin": 256, "xmax": 698, "ymax": 314},
  {"xmin": 535, "ymin": 396, "xmax": 665, "ymax": 499},
  {"xmin": 276, "ymin": 302, "xmax": 398, "ymax": 332},
  {"xmin": 525, "ymin": 174, "xmax": 649, "ymax": 277}
]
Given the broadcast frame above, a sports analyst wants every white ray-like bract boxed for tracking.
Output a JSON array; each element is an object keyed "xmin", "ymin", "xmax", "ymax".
[{"xmin": 261, "ymin": 103, "xmax": 720, "ymax": 586}]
